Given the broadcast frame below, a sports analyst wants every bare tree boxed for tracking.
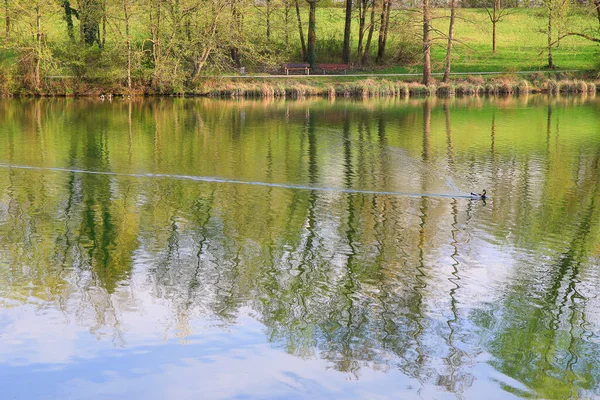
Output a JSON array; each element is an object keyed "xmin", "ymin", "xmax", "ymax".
[
  {"xmin": 482, "ymin": 0, "xmax": 518, "ymax": 53},
  {"xmin": 423, "ymin": 0, "xmax": 432, "ymax": 84},
  {"xmin": 149, "ymin": 0, "xmax": 162, "ymax": 73},
  {"xmin": 295, "ymin": 0, "xmax": 307, "ymax": 60},
  {"xmin": 443, "ymin": 0, "xmax": 457, "ymax": 82},
  {"xmin": 362, "ymin": 0, "xmax": 377, "ymax": 64},
  {"xmin": 123, "ymin": 0, "xmax": 132, "ymax": 89},
  {"xmin": 357, "ymin": 0, "xmax": 368, "ymax": 59},
  {"xmin": 542, "ymin": 0, "xmax": 569, "ymax": 68},
  {"xmin": 376, "ymin": 0, "xmax": 391, "ymax": 64}
]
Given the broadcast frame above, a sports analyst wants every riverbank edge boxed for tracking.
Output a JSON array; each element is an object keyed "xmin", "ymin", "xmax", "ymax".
[{"xmin": 2, "ymin": 73, "xmax": 600, "ymax": 98}]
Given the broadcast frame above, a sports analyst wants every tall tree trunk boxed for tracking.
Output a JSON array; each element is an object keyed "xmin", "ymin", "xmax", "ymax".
[
  {"xmin": 376, "ymin": 0, "xmax": 391, "ymax": 64},
  {"xmin": 423, "ymin": 0, "xmax": 432, "ymax": 85},
  {"xmin": 595, "ymin": 0, "xmax": 600, "ymax": 26},
  {"xmin": 102, "ymin": 0, "xmax": 107, "ymax": 48},
  {"xmin": 306, "ymin": 0, "xmax": 318, "ymax": 69},
  {"xmin": 35, "ymin": 4, "xmax": 42, "ymax": 91},
  {"xmin": 266, "ymin": 0, "xmax": 271, "ymax": 39},
  {"xmin": 357, "ymin": 0, "xmax": 367, "ymax": 59},
  {"xmin": 492, "ymin": 0, "xmax": 497, "ymax": 52},
  {"xmin": 230, "ymin": 1, "xmax": 241, "ymax": 67},
  {"xmin": 150, "ymin": 0, "xmax": 162, "ymax": 70},
  {"xmin": 443, "ymin": 0, "xmax": 457, "ymax": 83},
  {"xmin": 547, "ymin": 5, "xmax": 553, "ymax": 68},
  {"xmin": 81, "ymin": 0, "xmax": 101, "ymax": 46},
  {"xmin": 124, "ymin": 0, "xmax": 131, "ymax": 89},
  {"xmin": 295, "ymin": 0, "xmax": 307, "ymax": 60},
  {"xmin": 64, "ymin": 0, "xmax": 75, "ymax": 41},
  {"xmin": 4, "ymin": 0, "xmax": 9, "ymax": 39},
  {"xmin": 285, "ymin": 0, "xmax": 290, "ymax": 47},
  {"xmin": 362, "ymin": 0, "xmax": 376, "ymax": 65},
  {"xmin": 342, "ymin": 0, "xmax": 352, "ymax": 63}
]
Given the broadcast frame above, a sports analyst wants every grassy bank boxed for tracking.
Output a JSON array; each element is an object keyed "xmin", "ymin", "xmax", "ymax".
[
  {"xmin": 196, "ymin": 74, "xmax": 600, "ymax": 99},
  {"xmin": 2, "ymin": 73, "xmax": 600, "ymax": 99}
]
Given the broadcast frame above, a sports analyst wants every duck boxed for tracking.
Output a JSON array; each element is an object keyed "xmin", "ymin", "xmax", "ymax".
[{"xmin": 470, "ymin": 189, "xmax": 487, "ymax": 199}]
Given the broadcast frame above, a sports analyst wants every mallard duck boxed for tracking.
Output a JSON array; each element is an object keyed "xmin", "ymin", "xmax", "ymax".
[{"xmin": 470, "ymin": 189, "xmax": 487, "ymax": 199}]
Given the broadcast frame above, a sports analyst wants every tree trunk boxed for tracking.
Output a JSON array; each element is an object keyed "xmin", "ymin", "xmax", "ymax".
[
  {"xmin": 376, "ymin": 0, "xmax": 391, "ymax": 64},
  {"xmin": 150, "ymin": 0, "xmax": 162, "ymax": 70},
  {"xmin": 423, "ymin": 0, "xmax": 432, "ymax": 85},
  {"xmin": 230, "ymin": 1, "xmax": 241, "ymax": 67},
  {"xmin": 547, "ymin": 6, "xmax": 553, "ymax": 68},
  {"xmin": 102, "ymin": 0, "xmax": 107, "ymax": 48},
  {"xmin": 285, "ymin": 1, "xmax": 290, "ymax": 47},
  {"xmin": 81, "ymin": 0, "xmax": 101, "ymax": 46},
  {"xmin": 595, "ymin": 0, "xmax": 600, "ymax": 26},
  {"xmin": 492, "ymin": 0, "xmax": 497, "ymax": 53},
  {"xmin": 64, "ymin": 0, "xmax": 75, "ymax": 41},
  {"xmin": 342, "ymin": 0, "xmax": 352, "ymax": 63},
  {"xmin": 357, "ymin": 0, "xmax": 367, "ymax": 59},
  {"xmin": 266, "ymin": 0, "xmax": 271, "ymax": 39},
  {"xmin": 306, "ymin": 0, "xmax": 317, "ymax": 69},
  {"xmin": 443, "ymin": 0, "xmax": 457, "ymax": 83},
  {"xmin": 4, "ymin": 0, "xmax": 9, "ymax": 39},
  {"xmin": 295, "ymin": 0, "xmax": 307, "ymax": 60},
  {"xmin": 362, "ymin": 0, "xmax": 376, "ymax": 65},
  {"xmin": 124, "ymin": 0, "xmax": 131, "ymax": 89},
  {"xmin": 35, "ymin": 4, "xmax": 42, "ymax": 91}
]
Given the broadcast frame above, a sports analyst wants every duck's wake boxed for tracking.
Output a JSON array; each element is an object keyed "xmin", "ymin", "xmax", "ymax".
[{"xmin": 0, "ymin": 163, "xmax": 478, "ymax": 200}]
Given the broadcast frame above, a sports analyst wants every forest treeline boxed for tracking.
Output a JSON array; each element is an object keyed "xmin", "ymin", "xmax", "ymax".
[{"xmin": 0, "ymin": 0, "xmax": 599, "ymax": 94}]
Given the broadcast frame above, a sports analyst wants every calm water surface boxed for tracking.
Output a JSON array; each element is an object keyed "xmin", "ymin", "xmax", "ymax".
[{"xmin": 0, "ymin": 96, "xmax": 599, "ymax": 399}]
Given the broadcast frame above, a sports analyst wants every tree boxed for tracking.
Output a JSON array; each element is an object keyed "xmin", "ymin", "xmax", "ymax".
[
  {"xmin": 4, "ymin": 0, "xmax": 9, "ymax": 39},
  {"xmin": 423, "ymin": 0, "xmax": 432, "ymax": 84},
  {"xmin": 376, "ymin": 0, "xmax": 391, "ymax": 64},
  {"xmin": 305, "ymin": 0, "xmax": 320, "ymax": 68},
  {"xmin": 266, "ymin": 0, "xmax": 272, "ymax": 39},
  {"xmin": 541, "ymin": 0, "xmax": 569, "ymax": 68},
  {"xmin": 148, "ymin": 0, "xmax": 163, "ymax": 75},
  {"xmin": 357, "ymin": 0, "xmax": 368, "ymax": 60},
  {"xmin": 122, "ymin": 0, "xmax": 133, "ymax": 88},
  {"xmin": 63, "ymin": 0, "xmax": 76, "ymax": 41},
  {"xmin": 481, "ymin": 0, "xmax": 519, "ymax": 53},
  {"xmin": 342, "ymin": 0, "xmax": 352, "ymax": 64},
  {"xmin": 79, "ymin": 0, "xmax": 103, "ymax": 46},
  {"xmin": 295, "ymin": 0, "xmax": 307, "ymax": 60},
  {"xmin": 361, "ymin": 0, "xmax": 377, "ymax": 65},
  {"xmin": 443, "ymin": 0, "xmax": 457, "ymax": 82},
  {"xmin": 12, "ymin": 0, "xmax": 54, "ymax": 90}
]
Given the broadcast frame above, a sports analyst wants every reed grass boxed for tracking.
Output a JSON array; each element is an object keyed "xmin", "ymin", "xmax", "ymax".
[{"xmin": 201, "ymin": 76, "xmax": 600, "ymax": 100}]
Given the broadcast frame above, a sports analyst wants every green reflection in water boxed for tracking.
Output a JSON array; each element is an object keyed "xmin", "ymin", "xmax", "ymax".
[{"xmin": 0, "ymin": 96, "xmax": 599, "ymax": 398}]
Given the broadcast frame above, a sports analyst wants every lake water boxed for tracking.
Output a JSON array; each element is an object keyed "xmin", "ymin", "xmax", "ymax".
[{"xmin": 0, "ymin": 96, "xmax": 599, "ymax": 399}]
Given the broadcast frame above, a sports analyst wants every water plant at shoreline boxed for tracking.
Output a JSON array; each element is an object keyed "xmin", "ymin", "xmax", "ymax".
[{"xmin": 201, "ymin": 77, "xmax": 600, "ymax": 99}]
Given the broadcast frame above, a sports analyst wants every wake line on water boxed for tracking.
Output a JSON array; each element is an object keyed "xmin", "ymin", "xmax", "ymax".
[{"xmin": 0, "ymin": 163, "xmax": 475, "ymax": 199}]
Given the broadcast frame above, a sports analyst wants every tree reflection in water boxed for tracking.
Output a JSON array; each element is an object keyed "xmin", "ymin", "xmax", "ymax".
[{"xmin": 0, "ymin": 96, "xmax": 599, "ymax": 398}]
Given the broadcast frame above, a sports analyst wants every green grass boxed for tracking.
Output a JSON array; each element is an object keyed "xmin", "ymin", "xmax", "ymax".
[{"xmin": 301, "ymin": 8, "xmax": 599, "ymax": 73}]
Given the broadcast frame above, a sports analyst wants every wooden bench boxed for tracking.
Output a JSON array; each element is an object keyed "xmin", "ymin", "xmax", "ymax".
[
  {"xmin": 284, "ymin": 63, "xmax": 311, "ymax": 75},
  {"xmin": 319, "ymin": 64, "xmax": 349, "ymax": 75}
]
